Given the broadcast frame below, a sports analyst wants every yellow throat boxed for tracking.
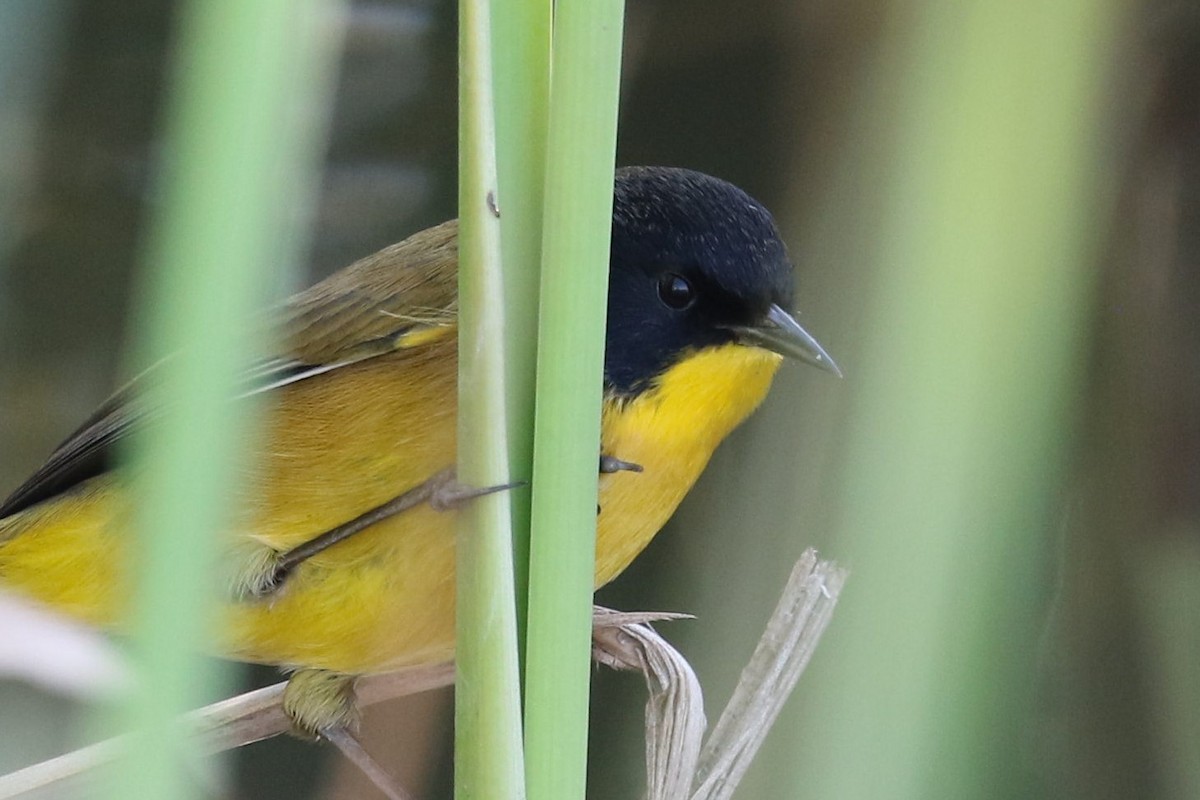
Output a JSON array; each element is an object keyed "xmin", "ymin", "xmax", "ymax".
[{"xmin": 594, "ymin": 342, "xmax": 783, "ymax": 585}]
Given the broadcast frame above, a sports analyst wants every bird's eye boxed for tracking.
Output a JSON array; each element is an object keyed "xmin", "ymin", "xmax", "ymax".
[{"xmin": 657, "ymin": 272, "xmax": 696, "ymax": 310}]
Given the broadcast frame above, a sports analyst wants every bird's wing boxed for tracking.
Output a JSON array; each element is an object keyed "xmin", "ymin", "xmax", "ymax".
[{"xmin": 0, "ymin": 220, "xmax": 460, "ymax": 519}]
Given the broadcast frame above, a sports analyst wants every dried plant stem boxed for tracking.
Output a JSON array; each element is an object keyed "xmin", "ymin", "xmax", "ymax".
[
  {"xmin": 0, "ymin": 665, "xmax": 454, "ymax": 800},
  {"xmin": 692, "ymin": 550, "xmax": 847, "ymax": 800},
  {"xmin": 0, "ymin": 552, "xmax": 843, "ymax": 800},
  {"xmin": 594, "ymin": 549, "xmax": 847, "ymax": 800},
  {"xmin": 593, "ymin": 616, "xmax": 706, "ymax": 800}
]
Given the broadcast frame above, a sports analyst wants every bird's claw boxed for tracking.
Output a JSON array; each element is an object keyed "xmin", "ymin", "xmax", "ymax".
[
  {"xmin": 599, "ymin": 454, "xmax": 643, "ymax": 474},
  {"xmin": 428, "ymin": 470, "xmax": 524, "ymax": 512}
]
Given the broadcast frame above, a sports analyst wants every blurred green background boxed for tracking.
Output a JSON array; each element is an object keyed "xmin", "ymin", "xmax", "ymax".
[{"xmin": 1, "ymin": 1, "xmax": 1197, "ymax": 799}]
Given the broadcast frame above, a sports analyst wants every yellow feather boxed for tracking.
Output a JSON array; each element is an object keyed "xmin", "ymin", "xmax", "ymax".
[
  {"xmin": 595, "ymin": 344, "xmax": 782, "ymax": 584},
  {"xmin": 0, "ymin": 339, "xmax": 780, "ymax": 675}
]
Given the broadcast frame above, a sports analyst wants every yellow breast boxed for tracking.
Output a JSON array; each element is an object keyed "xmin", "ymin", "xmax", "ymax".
[{"xmin": 594, "ymin": 343, "xmax": 782, "ymax": 585}]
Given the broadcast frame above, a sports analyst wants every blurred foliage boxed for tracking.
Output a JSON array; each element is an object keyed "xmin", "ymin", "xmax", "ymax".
[{"xmin": 1, "ymin": 1, "xmax": 1198, "ymax": 799}]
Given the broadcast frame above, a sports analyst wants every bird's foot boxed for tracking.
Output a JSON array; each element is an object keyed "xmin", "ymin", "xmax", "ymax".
[
  {"xmin": 599, "ymin": 454, "xmax": 643, "ymax": 474},
  {"xmin": 227, "ymin": 542, "xmax": 291, "ymax": 601},
  {"xmin": 426, "ymin": 468, "xmax": 523, "ymax": 512},
  {"xmin": 283, "ymin": 668, "xmax": 360, "ymax": 739}
]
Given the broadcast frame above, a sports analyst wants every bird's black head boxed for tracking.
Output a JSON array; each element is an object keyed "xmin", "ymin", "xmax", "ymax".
[{"xmin": 604, "ymin": 166, "xmax": 835, "ymax": 396}]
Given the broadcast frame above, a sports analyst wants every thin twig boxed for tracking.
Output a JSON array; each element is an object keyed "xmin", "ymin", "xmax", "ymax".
[
  {"xmin": 0, "ymin": 551, "xmax": 845, "ymax": 800},
  {"xmin": 0, "ymin": 610, "xmax": 686, "ymax": 798},
  {"xmin": 0, "ymin": 663, "xmax": 454, "ymax": 799},
  {"xmin": 691, "ymin": 549, "xmax": 847, "ymax": 800},
  {"xmin": 593, "ymin": 549, "xmax": 846, "ymax": 800}
]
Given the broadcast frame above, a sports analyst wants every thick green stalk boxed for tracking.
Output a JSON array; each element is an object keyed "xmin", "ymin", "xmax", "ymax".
[
  {"xmin": 455, "ymin": 0, "xmax": 526, "ymax": 798},
  {"xmin": 523, "ymin": 2, "xmax": 625, "ymax": 799},
  {"xmin": 490, "ymin": 0, "xmax": 552, "ymax": 663},
  {"xmin": 111, "ymin": 2, "xmax": 340, "ymax": 799},
  {"xmin": 779, "ymin": 2, "xmax": 1118, "ymax": 798}
]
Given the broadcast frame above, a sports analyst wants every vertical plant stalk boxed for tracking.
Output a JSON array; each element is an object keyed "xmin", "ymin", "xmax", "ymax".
[
  {"xmin": 490, "ymin": 0, "xmax": 552, "ymax": 662},
  {"xmin": 523, "ymin": 2, "xmax": 626, "ymax": 800},
  {"xmin": 112, "ymin": 2, "xmax": 342, "ymax": 800},
  {"xmin": 455, "ymin": 0, "xmax": 527, "ymax": 798},
  {"xmin": 781, "ymin": 2, "xmax": 1120, "ymax": 798}
]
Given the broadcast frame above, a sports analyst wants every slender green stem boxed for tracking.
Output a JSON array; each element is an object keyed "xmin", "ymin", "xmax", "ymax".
[
  {"xmin": 524, "ymin": 2, "xmax": 626, "ymax": 799},
  {"xmin": 779, "ymin": 2, "xmax": 1119, "ymax": 798},
  {"xmin": 455, "ymin": 0, "xmax": 527, "ymax": 798},
  {"xmin": 111, "ymin": 2, "xmax": 340, "ymax": 799},
  {"xmin": 491, "ymin": 0, "xmax": 552, "ymax": 668}
]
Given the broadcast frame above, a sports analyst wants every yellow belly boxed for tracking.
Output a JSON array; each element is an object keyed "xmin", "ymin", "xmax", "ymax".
[{"xmin": 0, "ymin": 342, "xmax": 780, "ymax": 675}]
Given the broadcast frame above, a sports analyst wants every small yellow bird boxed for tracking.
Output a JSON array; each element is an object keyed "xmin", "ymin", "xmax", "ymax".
[{"xmin": 0, "ymin": 167, "xmax": 837, "ymax": 741}]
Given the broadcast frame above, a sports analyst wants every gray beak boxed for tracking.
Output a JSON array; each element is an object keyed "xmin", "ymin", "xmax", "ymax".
[{"xmin": 733, "ymin": 304, "xmax": 843, "ymax": 377}]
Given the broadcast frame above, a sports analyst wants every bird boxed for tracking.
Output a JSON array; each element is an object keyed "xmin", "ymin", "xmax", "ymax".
[{"xmin": 0, "ymin": 166, "xmax": 838, "ymax": 760}]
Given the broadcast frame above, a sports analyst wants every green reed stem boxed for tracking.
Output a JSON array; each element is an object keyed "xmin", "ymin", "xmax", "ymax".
[
  {"xmin": 523, "ymin": 2, "xmax": 626, "ymax": 799},
  {"xmin": 455, "ymin": 0, "xmax": 527, "ymax": 797}
]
